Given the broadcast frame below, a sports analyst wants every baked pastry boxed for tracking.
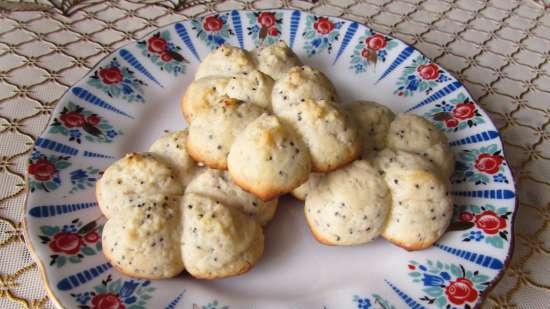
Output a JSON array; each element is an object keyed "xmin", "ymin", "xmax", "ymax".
[
  {"xmin": 305, "ymin": 160, "xmax": 391, "ymax": 245},
  {"xmin": 185, "ymin": 169, "xmax": 278, "ymax": 226},
  {"xmin": 148, "ymin": 130, "xmax": 198, "ymax": 187},
  {"xmin": 102, "ymin": 194, "xmax": 184, "ymax": 279},
  {"xmin": 344, "ymin": 100, "xmax": 395, "ymax": 152},
  {"xmin": 253, "ymin": 41, "xmax": 302, "ymax": 80},
  {"xmin": 277, "ymin": 99, "xmax": 362, "ymax": 172},
  {"xmin": 186, "ymin": 97, "xmax": 265, "ymax": 170},
  {"xmin": 181, "ymin": 193, "xmax": 264, "ymax": 279},
  {"xmin": 227, "ymin": 114, "xmax": 311, "ymax": 201},
  {"xmin": 271, "ymin": 66, "xmax": 336, "ymax": 114},
  {"xmin": 386, "ymin": 113, "xmax": 454, "ymax": 179},
  {"xmin": 291, "ymin": 173, "xmax": 322, "ymax": 200},
  {"xmin": 195, "ymin": 44, "xmax": 256, "ymax": 80},
  {"xmin": 224, "ymin": 70, "xmax": 274, "ymax": 110},
  {"xmin": 96, "ymin": 152, "xmax": 183, "ymax": 219},
  {"xmin": 181, "ymin": 76, "xmax": 230, "ymax": 122}
]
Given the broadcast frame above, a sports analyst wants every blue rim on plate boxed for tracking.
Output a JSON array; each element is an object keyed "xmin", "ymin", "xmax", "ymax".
[{"xmin": 24, "ymin": 9, "xmax": 516, "ymax": 309}]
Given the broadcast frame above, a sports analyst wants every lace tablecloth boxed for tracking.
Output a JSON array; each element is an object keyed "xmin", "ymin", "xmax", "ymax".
[{"xmin": 0, "ymin": 0, "xmax": 548, "ymax": 308}]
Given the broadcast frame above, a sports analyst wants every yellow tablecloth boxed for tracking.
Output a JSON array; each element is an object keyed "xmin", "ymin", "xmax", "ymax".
[{"xmin": 0, "ymin": 0, "xmax": 548, "ymax": 308}]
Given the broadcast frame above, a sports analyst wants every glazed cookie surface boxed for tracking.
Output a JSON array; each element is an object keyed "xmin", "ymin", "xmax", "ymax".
[
  {"xmin": 181, "ymin": 193, "xmax": 264, "ymax": 279},
  {"xmin": 227, "ymin": 114, "xmax": 311, "ymax": 201},
  {"xmin": 271, "ymin": 66, "xmax": 337, "ymax": 114},
  {"xmin": 181, "ymin": 76, "xmax": 230, "ymax": 122},
  {"xmin": 96, "ymin": 152, "xmax": 183, "ymax": 219},
  {"xmin": 344, "ymin": 100, "xmax": 395, "ymax": 152},
  {"xmin": 305, "ymin": 160, "xmax": 391, "ymax": 245},
  {"xmin": 185, "ymin": 169, "xmax": 278, "ymax": 226},
  {"xmin": 187, "ymin": 97, "xmax": 265, "ymax": 170},
  {"xmin": 195, "ymin": 44, "xmax": 256, "ymax": 80},
  {"xmin": 102, "ymin": 194, "xmax": 184, "ymax": 279},
  {"xmin": 254, "ymin": 41, "xmax": 302, "ymax": 80},
  {"xmin": 277, "ymin": 99, "xmax": 361, "ymax": 172}
]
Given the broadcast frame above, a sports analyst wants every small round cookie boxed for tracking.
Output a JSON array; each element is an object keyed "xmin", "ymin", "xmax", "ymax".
[
  {"xmin": 380, "ymin": 169, "xmax": 452, "ymax": 250},
  {"xmin": 373, "ymin": 148, "xmax": 438, "ymax": 176},
  {"xmin": 253, "ymin": 41, "xmax": 302, "ymax": 80},
  {"xmin": 291, "ymin": 173, "xmax": 322, "ymax": 200},
  {"xmin": 180, "ymin": 76, "xmax": 230, "ymax": 122},
  {"xmin": 227, "ymin": 114, "xmax": 311, "ymax": 201},
  {"xmin": 386, "ymin": 113, "xmax": 454, "ymax": 179},
  {"xmin": 271, "ymin": 66, "xmax": 337, "ymax": 114},
  {"xmin": 224, "ymin": 70, "xmax": 274, "ymax": 110},
  {"xmin": 187, "ymin": 97, "xmax": 265, "ymax": 170},
  {"xmin": 195, "ymin": 44, "xmax": 256, "ymax": 80},
  {"xmin": 148, "ymin": 130, "xmax": 198, "ymax": 187},
  {"xmin": 96, "ymin": 153, "xmax": 183, "ymax": 219},
  {"xmin": 185, "ymin": 169, "xmax": 278, "ymax": 226},
  {"xmin": 102, "ymin": 194, "xmax": 184, "ymax": 279},
  {"xmin": 344, "ymin": 100, "xmax": 395, "ymax": 152},
  {"xmin": 277, "ymin": 99, "xmax": 362, "ymax": 172},
  {"xmin": 304, "ymin": 160, "xmax": 391, "ymax": 246},
  {"xmin": 181, "ymin": 193, "xmax": 264, "ymax": 279}
]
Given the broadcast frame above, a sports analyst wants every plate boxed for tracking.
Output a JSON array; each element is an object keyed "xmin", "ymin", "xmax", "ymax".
[{"xmin": 24, "ymin": 9, "xmax": 516, "ymax": 309}]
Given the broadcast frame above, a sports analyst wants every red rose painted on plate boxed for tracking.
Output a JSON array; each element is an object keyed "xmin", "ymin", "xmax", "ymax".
[
  {"xmin": 474, "ymin": 210, "xmax": 507, "ymax": 235},
  {"xmin": 365, "ymin": 34, "xmax": 387, "ymax": 51},
  {"xmin": 361, "ymin": 48, "xmax": 371, "ymax": 58},
  {"xmin": 84, "ymin": 231, "xmax": 100, "ymax": 243},
  {"xmin": 28, "ymin": 158, "xmax": 56, "ymax": 181},
  {"xmin": 268, "ymin": 27, "xmax": 279, "ymax": 36},
  {"xmin": 417, "ymin": 63, "xmax": 440, "ymax": 80},
  {"xmin": 459, "ymin": 212, "xmax": 474, "ymax": 222},
  {"xmin": 445, "ymin": 277, "xmax": 478, "ymax": 305},
  {"xmin": 160, "ymin": 52, "xmax": 173, "ymax": 62},
  {"xmin": 445, "ymin": 118, "xmax": 459, "ymax": 128},
  {"xmin": 60, "ymin": 111, "xmax": 86, "ymax": 128},
  {"xmin": 257, "ymin": 12, "xmax": 276, "ymax": 28},
  {"xmin": 49, "ymin": 232, "xmax": 82, "ymax": 255},
  {"xmin": 453, "ymin": 101, "xmax": 476, "ymax": 120},
  {"xmin": 203, "ymin": 15, "xmax": 223, "ymax": 32},
  {"xmin": 474, "ymin": 153, "xmax": 503, "ymax": 174},
  {"xmin": 147, "ymin": 36, "xmax": 167, "ymax": 53},
  {"xmin": 86, "ymin": 114, "xmax": 101, "ymax": 126},
  {"xmin": 314, "ymin": 17, "xmax": 334, "ymax": 35},
  {"xmin": 91, "ymin": 293, "xmax": 125, "ymax": 309},
  {"xmin": 99, "ymin": 67, "xmax": 123, "ymax": 85}
]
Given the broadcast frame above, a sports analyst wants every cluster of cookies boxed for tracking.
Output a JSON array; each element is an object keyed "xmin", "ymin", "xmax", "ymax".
[{"xmin": 96, "ymin": 41, "xmax": 455, "ymax": 281}]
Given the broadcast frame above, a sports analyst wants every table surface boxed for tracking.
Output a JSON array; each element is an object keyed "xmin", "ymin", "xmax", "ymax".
[{"xmin": 0, "ymin": 0, "xmax": 548, "ymax": 308}]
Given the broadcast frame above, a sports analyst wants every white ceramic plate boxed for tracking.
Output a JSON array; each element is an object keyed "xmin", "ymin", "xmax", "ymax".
[{"xmin": 25, "ymin": 9, "xmax": 516, "ymax": 309}]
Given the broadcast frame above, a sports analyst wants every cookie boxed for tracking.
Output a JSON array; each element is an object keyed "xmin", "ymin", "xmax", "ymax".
[
  {"xmin": 227, "ymin": 114, "xmax": 311, "ymax": 201},
  {"xmin": 180, "ymin": 76, "xmax": 230, "ymax": 122},
  {"xmin": 185, "ymin": 169, "xmax": 278, "ymax": 226},
  {"xmin": 187, "ymin": 97, "xmax": 265, "ymax": 170},
  {"xmin": 253, "ymin": 41, "xmax": 302, "ymax": 80},
  {"xmin": 224, "ymin": 70, "xmax": 274, "ymax": 110},
  {"xmin": 271, "ymin": 66, "xmax": 337, "ymax": 114},
  {"xmin": 195, "ymin": 44, "xmax": 256, "ymax": 80},
  {"xmin": 102, "ymin": 194, "xmax": 184, "ymax": 279},
  {"xmin": 181, "ymin": 193, "xmax": 264, "ymax": 279},
  {"xmin": 386, "ymin": 113, "xmax": 454, "ymax": 179},
  {"xmin": 304, "ymin": 160, "xmax": 391, "ymax": 245},
  {"xmin": 373, "ymin": 148, "xmax": 438, "ymax": 175},
  {"xmin": 291, "ymin": 173, "xmax": 322, "ymax": 200},
  {"xmin": 379, "ymin": 169, "xmax": 452, "ymax": 250},
  {"xmin": 344, "ymin": 100, "xmax": 395, "ymax": 152},
  {"xmin": 96, "ymin": 152, "xmax": 183, "ymax": 219},
  {"xmin": 277, "ymin": 99, "xmax": 362, "ymax": 172},
  {"xmin": 148, "ymin": 130, "xmax": 198, "ymax": 187}
]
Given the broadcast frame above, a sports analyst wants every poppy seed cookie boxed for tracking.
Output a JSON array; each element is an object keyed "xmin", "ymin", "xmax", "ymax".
[
  {"xmin": 305, "ymin": 160, "xmax": 391, "ymax": 245},
  {"xmin": 344, "ymin": 100, "xmax": 395, "ymax": 152},
  {"xmin": 187, "ymin": 97, "xmax": 265, "ymax": 170},
  {"xmin": 291, "ymin": 173, "xmax": 323, "ymax": 200},
  {"xmin": 185, "ymin": 169, "xmax": 278, "ymax": 226},
  {"xmin": 224, "ymin": 70, "xmax": 274, "ymax": 110},
  {"xmin": 386, "ymin": 113, "xmax": 454, "ymax": 179},
  {"xmin": 195, "ymin": 44, "xmax": 256, "ymax": 80},
  {"xmin": 148, "ymin": 130, "xmax": 198, "ymax": 187},
  {"xmin": 181, "ymin": 193, "xmax": 264, "ymax": 279},
  {"xmin": 254, "ymin": 41, "xmax": 302, "ymax": 80},
  {"xmin": 96, "ymin": 152, "xmax": 183, "ymax": 219},
  {"xmin": 227, "ymin": 114, "xmax": 311, "ymax": 201},
  {"xmin": 277, "ymin": 99, "xmax": 362, "ymax": 172},
  {"xmin": 271, "ymin": 66, "xmax": 337, "ymax": 115},
  {"xmin": 373, "ymin": 148, "xmax": 438, "ymax": 175},
  {"xmin": 102, "ymin": 194, "xmax": 184, "ymax": 279},
  {"xmin": 181, "ymin": 76, "xmax": 230, "ymax": 122}
]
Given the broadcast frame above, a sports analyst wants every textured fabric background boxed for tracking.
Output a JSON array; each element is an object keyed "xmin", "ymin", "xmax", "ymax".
[{"xmin": 0, "ymin": 1, "xmax": 548, "ymax": 308}]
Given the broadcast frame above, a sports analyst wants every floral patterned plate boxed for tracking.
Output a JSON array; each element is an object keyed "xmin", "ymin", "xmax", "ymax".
[{"xmin": 24, "ymin": 9, "xmax": 516, "ymax": 309}]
